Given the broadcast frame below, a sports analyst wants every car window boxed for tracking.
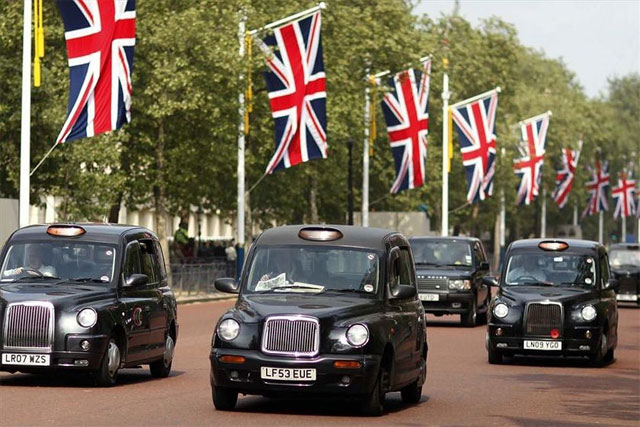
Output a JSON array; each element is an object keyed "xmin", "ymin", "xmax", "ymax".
[
  {"xmin": 140, "ymin": 240, "xmax": 160, "ymax": 285},
  {"xmin": 505, "ymin": 253, "xmax": 597, "ymax": 287},
  {"xmin": 473, "ymin": 243, "xmax": 485, "ymax": 264},
  {"xmin": 601, "ymin": 253, "xmax": 611, "ymax": 287},
  {"xmin": 399, "ymin": 248, "xmax": 415, "ymax": 287},
  {"xmin": 411, "ymin": 240, "xmax": 473, "ymax": 267},
  {"xmin": 154, "ymin": 240, "xmax": 167, "ymax": 280},
  {"xmin": 123, "ymin": 242, "xmax": 142, "ymax": 278}
]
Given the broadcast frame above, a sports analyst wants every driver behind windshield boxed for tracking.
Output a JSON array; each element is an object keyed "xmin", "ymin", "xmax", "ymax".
[
  {"xmin": 3, "ymin": 245, "xmax": 57, "ymax": 278},
  {"xmin": 506, "ymin": 256, "xmax": 547, "ymax": 284}
]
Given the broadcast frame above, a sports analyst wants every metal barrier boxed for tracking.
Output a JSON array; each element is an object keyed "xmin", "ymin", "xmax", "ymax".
[{"xmin": 169, "ymin": 260, "xmax": 235, "ymax": 297}]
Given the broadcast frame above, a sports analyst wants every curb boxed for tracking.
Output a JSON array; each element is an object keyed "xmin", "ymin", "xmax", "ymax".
[{"xmin": 175, "ymin": 294, "xmax": 237, "ymax": 305}]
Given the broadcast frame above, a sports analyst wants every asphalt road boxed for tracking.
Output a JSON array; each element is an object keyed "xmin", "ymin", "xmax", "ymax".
[{"xmin": 1, "ymin": 300, "xmax": 639, "ymax": 426}]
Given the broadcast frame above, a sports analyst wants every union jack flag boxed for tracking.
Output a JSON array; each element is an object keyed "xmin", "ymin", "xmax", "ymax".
[
  {"xmin": 552, "ymin": 142, "xmax": 582, "ymax": 208},
  {"xmin": 380, "ymin": 60, "xmax": 431, "ymax": 193},
  {"xmin": 513, "ymin": 113, "xmax": 550, "ymax": 206},
  {"xmin": 261, "ymin": 11, "xmax": 326, "ymax": 174},
  {"xmin": 451, "ymin": 90, "xmax": 499, "ymax": 203},
  {"xmin": 582, "ymin": 160, "xmax": 610, "ymax": 217},
  {"xmin": 56, "ymin": 0, "xmax": 136, "ymax": 144},
  {"xmin": 612, "ymin": 171, "xmax": 637, "ymax": 219}
]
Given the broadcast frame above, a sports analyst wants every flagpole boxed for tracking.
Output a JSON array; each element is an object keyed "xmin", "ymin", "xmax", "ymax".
[
  {"xmin": 19, "ymin": 0, "xmax": 33, "ymax": 228},
  {"xmin": 237, "ymin": 14, "xmax": 246, "ymax": 248},
  {"xmin": 621, "ymin": 214, "xmax": 626, "ymax": 243},
  {"xmin": 441, "ymin": 66, "xmax": 450, "ymax": 236},
  {"xmin": 450, "ymin": 86, "xmax": 501, "ymax": 109},
  {"xmin": 598, "ymin": 211, "xmax": 604, "ymax": 243},
  {"xmin": 248, "ymin": 2, "xmax": 326, "ymax": 36},
  {"xmin": 540, "ymin": 187, "xmax": 547, "ymax": 238},
  {"xmin": 519, "ymin": 110, "xmax": 552, "ymax": 126}
]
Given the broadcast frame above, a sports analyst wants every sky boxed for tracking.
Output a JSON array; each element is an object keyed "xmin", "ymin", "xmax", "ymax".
[{"xmin": 414, "ymin": 0, "xmax": 640, "ymax": 98}]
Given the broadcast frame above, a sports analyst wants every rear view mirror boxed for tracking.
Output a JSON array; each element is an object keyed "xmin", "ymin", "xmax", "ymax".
[
  {"xmin": 215, "ymin": 277, "xmax": 239, "ymax": 294},
  {"xmin": 391, "ymin": 284, "xmax": 417, "ymax": 300},
  {"xmin": 125, "ymin": 274, "xmax": 148, "ymax": 288},
  {"xmin": 482, "ymin": 276, "xmax": 499, "ymax": 287},
  {"xmin": 606, "ymin": 278, "xmax": 619, "ymax": 291},
  {"xmin": 479, "ymin": 261, "xmax": 490, "ymax": 271}
]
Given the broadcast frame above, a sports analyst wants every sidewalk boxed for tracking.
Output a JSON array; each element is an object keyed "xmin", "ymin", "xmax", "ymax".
[{"xmin": 175, "ymin": 292, "xmax": 237, "ymax": 304}]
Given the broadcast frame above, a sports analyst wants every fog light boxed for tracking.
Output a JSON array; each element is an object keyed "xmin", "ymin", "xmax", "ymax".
[
  {"xmin": 579, "ymin": 345, "xmax": 590, "ymax": 351},
  {"xmin": 341, "ymin": 375, "xmax": 351, "ymax": 385},
  {"xmin": 74, "ymin": 359, "xmax": 89, "ymax": 366},
  {"xmin": 585, "ymin": 330, "xmax": 592, "ymax": 339},
  {"xmin": 495, "ymin": 328, "xmax": 503, "ymax": 336},
  {"xmin": 497, "ymin": 343, "xmax": 508, "ymax": 348},
  {"xmin": 229, "ymin": 370, "xmax": 239, "ymax": 380},
  {"xmin": 80, "ymin": 340, "xmax": 90, "ymax": 351},
  {"xmin": 452, "ymin": 302, "xmax": 462, "ymax": 308}
]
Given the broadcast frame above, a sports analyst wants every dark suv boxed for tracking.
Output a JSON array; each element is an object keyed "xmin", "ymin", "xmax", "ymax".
[
  {"xmin": 409, "ymin": 236, "xmax": 491, "ymax": 326},
  {"xmin": 609, "ymin": 243, "xmax": 639, "ymax": 305},
  {"xmin": 0, "ymin": 224, "xmax": 178, "ymax": 386}
]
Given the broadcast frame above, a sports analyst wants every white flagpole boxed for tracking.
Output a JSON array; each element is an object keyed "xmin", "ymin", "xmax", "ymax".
[
  {"xmin": 362, "ymin": 72, "xmax": 370, "ymax": 228},
  {"xmin": 541, "ymin": 187, "xmax": 547, "ymax": 238},
  {"xmin": 599, "ymin": 211, "xmax": 604, "ymax": 243},
  {"xmin": 19, "ymin": 0, "xmax": 33, "ymax": 228},
  {"xmin": 622, "ymin": 214, "xmax": 626, "ymax": 243},
  {"xmin": 450, "ymin": 86, "xmax": 501, "ymax": 109},
  {"xmin": 441, "ymin": 70, "xmax": 450, "ymax": 236},
  {"xmin": 248, "ymin": 2, "xmax": 326, "ymax": 36},
  {"xmin": 237, "ymin": 14, "xmax": 246, "ymax": 248}
]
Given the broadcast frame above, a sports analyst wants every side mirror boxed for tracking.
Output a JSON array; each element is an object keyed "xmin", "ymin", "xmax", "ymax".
[
  {"xmin": 606, "ymin": 278, "xmax": 619, "ymax": 291},
  {"xmin": 391, "ymin": 284, "xmax": 417, "ymax": 300},
  {"xmin": 479, "ymin": 261, "xmax": 490, "ymax": 271},
  {"xmin": 125, "ymin": 274, "xmax": 148, "ymax": 288},
  {"xmin": 215, "ymin": 277, "xmax": 239, "ymax": 294},
  {"xmin": 482, "ymin": 276, "xmax": 499, "ymax": 287}
]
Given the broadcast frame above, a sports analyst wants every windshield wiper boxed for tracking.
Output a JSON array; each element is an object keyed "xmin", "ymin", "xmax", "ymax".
[
  {"xmin": 12, "ymin": 276, "xmax": 61, "ymax": 282},
  {"xmin": 70, "ymin": 277, "xmax": 109, "ymax": 283},
  {"xmin": 326, "ymin": 288, "xmax": 371, "ymax": 294},
  {"xmin": 441, "ymin": 263, "xmax": 472, "ymax": 267},
  {"xmin": 415, "ymin": 262, "xmax": 441, "ymax": 266},
  {"xmin": 257, "ymin": 284, "xmax": 325, "ymax": 293}
]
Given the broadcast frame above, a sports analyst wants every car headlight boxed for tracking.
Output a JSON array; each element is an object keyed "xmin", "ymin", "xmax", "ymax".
[
  {"xmin": 493, "ymin": 303, "xmax": 509, "ymax": 319},
  {"xmin": 449, "ymin": 279, "xmax": 471, "ymax": 290},
  {"xmin": 77, "ymin": 308, "xmax": 97, "ymax": 328},
  {"xmin": 581, "ymin": 305, "xmax": 597, "ymax": 321},
  {"xmin": 346, "ymin": 324, "xmax": 369, "ymax": 347},
  {"xmin": 218, "ymin": 318, "xmax": 240, "ymax": 341}
]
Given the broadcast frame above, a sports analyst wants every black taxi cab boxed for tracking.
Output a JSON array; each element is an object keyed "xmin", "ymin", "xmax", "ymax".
[
  {"xmin": 485, "ymin": 239, "xmax": 618, "ymax": 366},
  {"xmin": 0, "ymin": 224, "xmax": 178, "ymax": 385},
  {"xmin": 409, "ymin": 236, "xmax": 491, "ymax": 326},
  {"xmin": 210, "ymin": 225, "xmax": 427, "ymax": 416},
  {"xmin": 609, "ymin": 243, "xmax": 639, "ymax": 305}
]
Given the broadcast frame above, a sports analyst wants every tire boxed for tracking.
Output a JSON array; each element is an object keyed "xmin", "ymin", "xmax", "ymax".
[
  {"xmin": 211, "ymin": 385, "xmax": 238, "ymax": 411},
  {"xmin": 361, "ymin": 368, "xmax": 385, "ymax": 416},
  {"xmin": 150, "ymin": 334, "xmax": 175, "ymax": 378},
  {"xmin": 488, "ymin": 347, "xmax": 503, "ymax": 365},
  {"xmin": 95, "ymin": 337, "xmax": 121, "ymax": 387},
  {"xmin": 401, "ymin": 352, "xmax": 426, "ymax": 404},
  {"xmin": 461, "ymin": 298, "xmax": 477, "ymax": 327},
  {"xmin": 591, "ymin": 332, "xmax": 610, "ymax": 367}
]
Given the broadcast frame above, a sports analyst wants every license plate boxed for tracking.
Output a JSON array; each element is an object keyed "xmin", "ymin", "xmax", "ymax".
[
  {"xmin": 523, "ymin": 340, "xmax": 562, "ymax": 351},
  {"xmin": 617, "ymin": 294, "xmax": 638, "ymax": 301},
  {"xmin": 419, "ymin": 293, "xmax": 439, "ymax": 302},
  {"xmin": 2, "ymin": 353, "xmax": 50, "ymax": 366},
  {"xmin": 260, "ymin": 366, "xmax": 316, "ymax": 381}
]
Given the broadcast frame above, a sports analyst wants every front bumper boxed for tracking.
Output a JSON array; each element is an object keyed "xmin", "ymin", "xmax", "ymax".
[
  {"xmin": 0, "ymin": 334, "xmax": 109, "ymax": 373},
  {"xmin": 210, "ymin": 348, "xmax": 381, "ymax": 397},
  {"xmin": 419, "ymin": 292, "xmax": 474, "ymax": 314},
  {"xmin": 487, "ymin": 324, "xmax": 602, "ymax": 357}
]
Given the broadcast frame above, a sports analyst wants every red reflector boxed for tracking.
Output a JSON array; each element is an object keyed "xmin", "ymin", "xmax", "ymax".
[
  {"xmin": 538, "ymin": 241, "xmax": 569, "ymax": 251},
  {"xmin": 219, "ymin": 355, "xmax": 246, "ymax": 364},
  {"xmin": 47, "ymin": 225, "xmax": 86, "ymax": 237},
  {"xmin": 333, "ymin": 360, "xmax": 362, "ymax": 369},
  {"xmin": 550, "ymin": 329, "xmax": 560, "ymax": 339}
]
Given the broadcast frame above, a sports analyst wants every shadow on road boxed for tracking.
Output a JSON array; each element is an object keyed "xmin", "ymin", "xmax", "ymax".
[
  {"xmin": 0, "ymin": 368, "xmax": 185, "ymax": 388},
  {"xmin": 234, "ymin": 393, "xmax": 430, "ymax": 417}
]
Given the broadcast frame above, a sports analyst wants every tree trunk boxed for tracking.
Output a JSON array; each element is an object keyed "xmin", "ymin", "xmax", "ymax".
[
  {"xmin": 154, "ymin": 121, "xmax": 170, "ymax": 272},
  {"xmin": 245, "ymin": 189, "xmax": 252, "ymax": 243},
  {"xmin": 309, "ymin": 170, "xmax": 319, "ymax": 223},
  {"xmin": 108, "ymin": 191, "xmax": 123, "ymax": 223}
]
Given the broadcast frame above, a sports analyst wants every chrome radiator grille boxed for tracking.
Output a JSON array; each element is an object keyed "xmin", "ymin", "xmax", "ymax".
[
  {"xmin": 525, "ymin": 303, "xmax": 563, "ymax": 336},
  {"xmin": 417, "ymin": 276, "xmax": 448, "ymax": 292},
  {"xmin": 261, "ymin": 315, "xmax": 320, "ymax": 357},
  {"xmin": 3, "ymin": 302, "xmax": 55, "ymax": 350}
]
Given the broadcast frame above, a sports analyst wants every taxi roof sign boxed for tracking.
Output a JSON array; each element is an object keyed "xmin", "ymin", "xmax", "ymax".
[
  {"xmin": 538, "ymin": 241, "xmax": 569, "ymax": 251},
  {"xmin": 47, "ymin": 225, "xmax": 86, "ymax": 237},
  {"xmin": 298, "ymin": 227, "xmax": 343, "ymax": 242}
]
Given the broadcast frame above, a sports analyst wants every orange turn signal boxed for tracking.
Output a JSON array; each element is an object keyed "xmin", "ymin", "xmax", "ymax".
[
  {"xmin": 333, "ymin": 360, "xmax": 362, "ymax": 369},
  {"xmin": 219, "ymin": 355, "xmax": 246, "ymax": 364}
]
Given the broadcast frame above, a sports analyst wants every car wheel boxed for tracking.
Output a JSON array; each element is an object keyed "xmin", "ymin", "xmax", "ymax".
[
  {"xmin": 95, "ymin": 338, "xmax": 121, "ymax": 387},
  {"xmin": 488, "ymin": 347, "xmax": 503, "ymax": 365},
  {"xmin": 361, "ymin": 367, "xmax": 386, "ymax": 416},
  {"xmin": 461, "ymin": 298, "xmax": 477, "ymax": 327},
  {"xmin": 400, "ymin": 354, "xmax": 425, "ymax": 404},
  {"xmin": 211, "ymin": 385, "xmax": 238, "ymax": 411},
  {"xmin": 591, "ymin": 332, "xmax": 611, "ymax": 367},
  {"xmin": 150, "ymin": 333, "xmax": 175, "ymax": 378}
]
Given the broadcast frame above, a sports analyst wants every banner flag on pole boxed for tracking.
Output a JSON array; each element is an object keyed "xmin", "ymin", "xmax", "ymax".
[
  {"xmin": 260, "ymin": 10, "xmax": 327, "ymax": 174},
  {"xmin": 447, "ymin": 106, "xmax": 453, "ymax": 173},
  {"xmin": 582, "ymin": 159, "xmax": 610, "ymax": 217},
  {"xmin": 56, "ymin": 0, "xmax": 136, "ymax": 144},
  {"xmin": 451, "ymin": 88, "xmax": 500, "ymax": 203},
  {"xmin": 612, "ymin": 170, "xmax": 636, "ymax": 219},
  {"xmin": 513, "ymin": 111, "xmax": 551, "ymax": 206},
  {"xmin": 380, "ymin": 58, "xmax": 431, "ymax": 194},
  {"xmin": 33, "ymin": 0, "xmax": 44, "ymax": 87},
  {"xmin": 552, "ymin": 140, "xmax": 582, "ymax": 208}
]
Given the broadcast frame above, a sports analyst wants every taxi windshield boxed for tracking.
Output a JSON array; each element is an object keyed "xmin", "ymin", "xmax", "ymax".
[
  {"xmin": 609, "ymin": 249, "xmax": 640, "ymax": 267},
  {"xmin": 0, "ymin": 242, "xmax": 117, "ymax": 285},
  {"xmin": 245, "ymin": 246, "xmax": 380, "ymax": 295},
  {"xmin": 411, "ymin": 241, "xmax": 472, "ymax": 267},
  {"xmin": 505, "ymin": 253, "xmax": 596, "ymax": 287}
]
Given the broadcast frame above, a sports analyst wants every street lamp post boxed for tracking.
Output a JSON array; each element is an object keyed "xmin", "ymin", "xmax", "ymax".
[{"xmin": 347, "ymin": 138, "xmax": 354, "ymax": 225}]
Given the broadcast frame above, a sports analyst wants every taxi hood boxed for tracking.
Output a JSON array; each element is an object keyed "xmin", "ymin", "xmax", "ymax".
[
  {"xmin": 499, "ymin": 285, "xmax": 595, "ymax": 306},
  {"xmin": 0, "ymin": 282, "xmax": 115, "ymax": 307},
  {"xmin": 232, "ymin": 293, "xmax": 381, "ymax": 324}
]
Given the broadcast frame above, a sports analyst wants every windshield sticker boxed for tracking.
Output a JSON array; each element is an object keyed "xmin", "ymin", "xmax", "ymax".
[
  {"xmin": 554, "ymin": 257, "xmax": 563, "ymax": 262},
  {"xmin": 106, "ymin": 250, "xmax": 113, "ymax": 256},
  {"xmin": 364, "ymin": 284, "xmax": 374, "ymax": 293},
  {"xmin": 465, "ymin": 255, "xmax": 472, "ymax": 263},
  {"xmin": 100, "ymin": 276, "xmax": 109, "ymax": 282},
  {"xmin": 255, "ymin": 273, "xmax": 287, "ymax": 291},
  {"xmin": 585, "ymin": 277, "xmax": 592, "ymax": 284},
  {"xmin": 586, "ymin": 258, "xmax": 593, "ymax": 264},
  {"xmin": 367, "ymin": 253, "xmax": 375, "ymax": 260}
]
